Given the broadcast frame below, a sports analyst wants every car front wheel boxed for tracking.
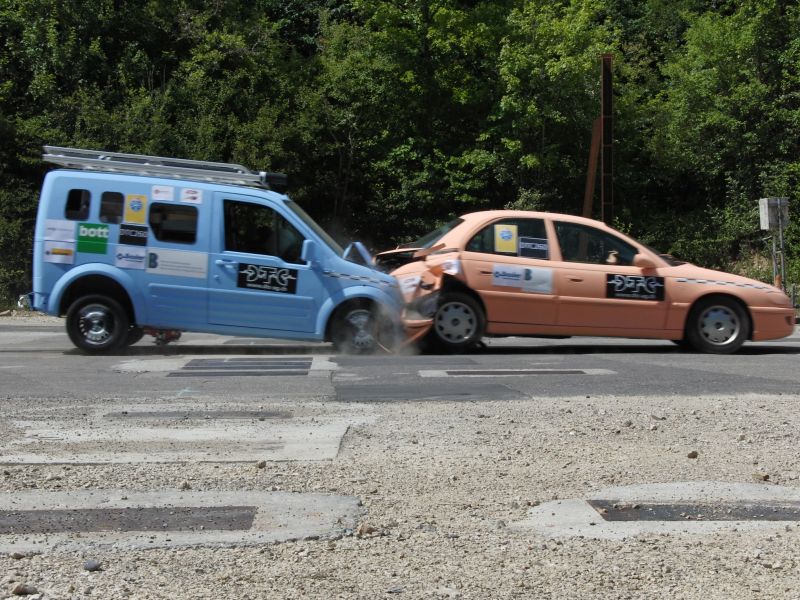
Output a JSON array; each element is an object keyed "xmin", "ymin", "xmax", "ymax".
[
  {"xmin": 686, "ymin": 297, "xmax": 750, "ymax": 354},
  {"xmin": 429, "ymin": 292, "xmax": 485, "ymax": 353}
]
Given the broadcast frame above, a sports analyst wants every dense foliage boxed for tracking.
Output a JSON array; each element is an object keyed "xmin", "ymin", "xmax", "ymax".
[{"xmin": 1, "ymin": 0, "xmax": 798, "ymax": 305}]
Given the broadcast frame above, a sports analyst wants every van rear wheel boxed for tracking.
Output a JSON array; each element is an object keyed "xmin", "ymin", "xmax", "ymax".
[{"xmin": 66, "ymin": 295, "xmax": 130, "ymax": 353}]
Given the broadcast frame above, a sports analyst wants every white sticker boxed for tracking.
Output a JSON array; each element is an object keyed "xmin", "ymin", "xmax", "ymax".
[
  {"xmin": 115, "ymin": 245, "xmax": 147, "ymax": 270},
  {"xmin": 442, "ymin": 259, "xmax": 460, "ymax": 275},
  {"xmin": 492, "ymin": 265, "xmax": 523, "ymax": 287},
  {"xmin": 181, "ymin": 188, "xmax": 203, "ymax": 204},
  {"xmin": 43, "ymin": 241, "xmax": 75, "ymax": 264},
  {"xmin": 151, "ymin": 185, "xmax": 175, "ymax": 201},
  {"xmin": 399, "ymin": 275, "xmax": 422, "ymax": 295},
  {"xmin": 44, "ymin": 219, "xmax": 75, "ymax": 242},
  {"xmin": 146, "ymin": 249, "xmax": 208, "ymax": 279},
  {"xmin": 521, "ymin": 267, "xmax": 553, "ymax": 294}
]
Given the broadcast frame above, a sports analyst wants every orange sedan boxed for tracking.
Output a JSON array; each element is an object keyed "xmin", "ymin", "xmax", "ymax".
[{"xmin": 384, "ymin": 211, "xmax": 796, "ymax": 354}]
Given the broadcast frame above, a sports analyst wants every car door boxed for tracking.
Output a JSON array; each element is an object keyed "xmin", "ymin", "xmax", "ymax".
[
  {"xmin": 208, "ymin": 194, "xmax": 323, "ymax": 333},
  {"xmin": 552, "ymin": 220, "xmax": 669, "ymax": 330},
  {"xmin": 460, "ymin": 217, "xmax": 558, "ymax": 326}
]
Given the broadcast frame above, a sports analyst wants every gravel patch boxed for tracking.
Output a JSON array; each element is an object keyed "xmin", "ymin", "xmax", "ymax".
[{"xmin": 0, "ymin": 393, "xmax": 799, "ymax": 598}]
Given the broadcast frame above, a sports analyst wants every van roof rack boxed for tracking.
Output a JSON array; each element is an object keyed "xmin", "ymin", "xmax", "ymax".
[{"xmin": 42, "ymin": 146, "xmax": 288, "ymax": 191}]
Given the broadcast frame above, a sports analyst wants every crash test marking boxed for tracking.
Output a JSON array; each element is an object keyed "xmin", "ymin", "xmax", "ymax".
[
  {"xmin": 512, "ymin": 481, "xmax": 800, "ymax": 540},
  {"xmin": 0, "ymin": 490, "xmax": 360, "ymax": 552},
  {"xmin": 1, "ymin": 402, "xmax": 372, "ymax": 464}
]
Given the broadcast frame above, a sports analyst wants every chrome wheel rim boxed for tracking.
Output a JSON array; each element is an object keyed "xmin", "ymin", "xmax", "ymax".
[
  {"xmin": 77, "ymin": 304, "xmax": 115, "ymax": 346},
  {"xmin": 699, "ymin": 305, "xmax": 740, "ymax": 346},
  {"xmin": 434, "ymin": 302, "xmax": 476, "ymax": 343}
]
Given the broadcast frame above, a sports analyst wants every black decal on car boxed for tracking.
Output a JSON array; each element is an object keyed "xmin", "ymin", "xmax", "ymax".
[
  {"xmin": 606, "ymin": 274, "xmax": 665, "ymax": 301},
  {"xmin": 237, "ymin": 263, "xmax": 298, "ymax": 294}
]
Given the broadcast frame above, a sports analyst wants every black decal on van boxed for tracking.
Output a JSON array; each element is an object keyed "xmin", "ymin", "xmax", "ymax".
[
  {"xmin": 119, "ymin": 224, "xmax": 148, "ymax": 246},
  {"xmin": 606, "ymin": 274, "xmax": 665, "ymax": 301},
  {"xmin": 237, "ymin": 263, "xmax": 298, "ymax": 294}
]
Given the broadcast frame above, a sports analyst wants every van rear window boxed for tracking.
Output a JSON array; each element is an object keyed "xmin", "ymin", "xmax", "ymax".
[
  {"xmin": 65, "ymin": 189, "xmax": 91, "ymax": 220},
  {"xmin": 149, "ymin": 203, "xmax": 198, "ymax": 244}
]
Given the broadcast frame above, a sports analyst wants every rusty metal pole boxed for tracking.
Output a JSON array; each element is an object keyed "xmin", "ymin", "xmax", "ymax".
[
  {"xmin": 582, "ymin": 118, "xmax": 601, "ymax": 218},
  {"xmin": 600, "ymin": 54, "xmax": 613, "ymax": 225}
]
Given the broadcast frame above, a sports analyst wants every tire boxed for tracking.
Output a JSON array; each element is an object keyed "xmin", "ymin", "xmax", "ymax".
[
  {"xmin": 330, "ymin": 301, "xmax": 395, "ymax": 355},
  {"xmin": 125, "ymin": 326, "xmax": 145, "ymax": 347},
  {"xmin": 429, "ymin": 292, "xmax": 485, "ymax": 353},
  {"xmin": 685, "ymin": 296, "xmax": 750, "ymax": 354},
  {"xmin": 65, "ymin": 295, "xmax": 130, "ymax": 353}
]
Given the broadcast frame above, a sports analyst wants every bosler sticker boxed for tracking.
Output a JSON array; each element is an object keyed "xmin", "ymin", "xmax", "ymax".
[
  {"xmin": 119, "ymin": 224, "xmax": 148, "ymax": 246},
  {"xmin": 124, "ymin": 194, "xmax": 148, "ymax": 224},
  {"xmin": 518, "ymin": 237, "xmax": 548, "ymax": 259},
  {"xmin": 43, "ymin": 241, "xmax": 75, "ymax": 264},
  {"xmin": 181, "ymin": 188, "xmax": 203, "ymax": 204},
  {"xmin": 115, "ymin": 245, "xmax": 146, "ymax": 269},
  {"xmin": 494, "ymin": 224, "xmax": 518, "ymax": 254},
  {"xmin": 146, "ymin": 249, "xmax": 208, "ymax": 279},
  {"xmin": 44, "ymin": 219, "xmax": 75, "ymax": 242},
  {"xmin": 76, "ymin": 223, "xmax": 110, "ymax": 254},
  {"xmin": 606, "ymin": 274, "xmax": 665, "ymax": 301}
]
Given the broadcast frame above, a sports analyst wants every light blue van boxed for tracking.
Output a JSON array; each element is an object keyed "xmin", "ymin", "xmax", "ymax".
[{"xmin": 28, "ymin": 147, "xmax": 402, "ymax": 353}]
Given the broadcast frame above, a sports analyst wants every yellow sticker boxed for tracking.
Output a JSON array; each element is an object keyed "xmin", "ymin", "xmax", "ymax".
[
  {"xmin": 494, "ymin": 224, "xmax": 518, "ymax": 254},
  {"xmin": 124, "ymin": 194, "xmax": 148, "ymax": 224}
]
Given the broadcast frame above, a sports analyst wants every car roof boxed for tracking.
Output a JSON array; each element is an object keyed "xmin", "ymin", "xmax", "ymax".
[{"xmin": 458, "ymin": 210, "xmax": 611, "ymax": 229}]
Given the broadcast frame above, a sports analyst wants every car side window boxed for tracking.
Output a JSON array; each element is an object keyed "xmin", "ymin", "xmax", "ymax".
[
  {"xmin": 466, "ymin": 218, "xmax": 549, "ymax": 259},
  {"xmin": 554, "ymin": 221, "xmax": 636, "ymax": 266},
  {"xmin": 224, "ymin": 200, "xmax": 305, "ymax": 263}
]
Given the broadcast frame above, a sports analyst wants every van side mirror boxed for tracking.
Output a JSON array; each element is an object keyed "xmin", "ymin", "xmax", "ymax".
[
  {"xmin": 301, "ymin": 239, "xmax": 317, "ymax": 264},
  {"xmin": 633, "ymin": 254, "xmax": 656, "ymax": 270}
]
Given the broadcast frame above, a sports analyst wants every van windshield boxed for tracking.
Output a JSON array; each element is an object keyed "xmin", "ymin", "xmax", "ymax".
[{"xmin": 285, "ymin": 200, "xmax": 344, "ymax": 257}]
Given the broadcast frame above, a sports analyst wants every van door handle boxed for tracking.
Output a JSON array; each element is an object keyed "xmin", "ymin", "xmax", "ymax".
[{"xmin": 215, "ymin": 259, "xmax": 236, "ymax": 269}]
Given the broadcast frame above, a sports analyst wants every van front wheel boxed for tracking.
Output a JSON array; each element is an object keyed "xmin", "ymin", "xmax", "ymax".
[
  {"xmin": 331, "ymin": 302, "xmax": 394, "ymax": 354},
  {"xmin": 66, "ymin": 295, "xmax": 130, "ymax": 353}
]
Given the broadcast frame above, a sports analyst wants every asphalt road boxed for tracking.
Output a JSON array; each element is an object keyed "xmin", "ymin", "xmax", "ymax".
[{"xmin": 1, "ymin": 321, "xmax": 799, "ymax": 400}]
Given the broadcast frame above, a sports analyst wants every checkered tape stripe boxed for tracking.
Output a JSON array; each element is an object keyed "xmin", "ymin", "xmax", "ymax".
[
  {"xmin": 675, "ymin": 277, "xmax": 769, "ymax": 290},
  {"xmin": 323, "ymin": 271, "xmax": 397, "ymax": 287}
]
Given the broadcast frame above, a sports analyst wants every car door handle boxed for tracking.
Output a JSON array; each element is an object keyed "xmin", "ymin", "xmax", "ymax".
[
  {"xmin": 479, "ymin": 270, "xmax": 492, "ymax": 275},
  {"xmin": 567, "ymin": 276, "xmax": 584, "ymax": 282},
  {"xmin": 215, "ymin": 259, "xmax": 237, "ymax": 269}
]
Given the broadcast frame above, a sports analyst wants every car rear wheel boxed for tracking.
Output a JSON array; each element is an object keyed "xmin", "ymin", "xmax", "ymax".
[
  {"xmin": 429, "ymin": 292, "xmax": 485, "ymax": 353},
  {"xmin": 66, "ymin": 295, "xmax": 130, "ymax": 353},
  {"xmin": 686, "ymin": 297, "xmax": 750, "ymax": 354}
]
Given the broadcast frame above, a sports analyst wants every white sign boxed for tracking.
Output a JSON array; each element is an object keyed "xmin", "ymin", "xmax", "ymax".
[
  {"xmin": 115, "ymin": 245, "xmax": 147, "ymax": 270},
  {"xmin": 146, "ymin": 249, "xmax": 208, "ymax": 279},
  {"xmin": 151, "ymin": 185, "xmax": 175, "ymax": 201},
  {"xmin": 181, "ymin": 188, "xmax": 203, "ymax": 204},
  {"xmin": 43, "ymin": 241, "xmax": 75, "ymax": 264},
  {"xmin": 521, "ymin": 266, "xmax": 553, "ymax": 294},
  {"xmin": 44, "ymin": 219, "xmax": 75, "ymax": 242},
  {"xmin": 492, "ymin": 264, "xmax": 553, "ymax": 294},
  {"xmin": 758, "ymin": 197, "xmax": 789, "ymax": 231}
]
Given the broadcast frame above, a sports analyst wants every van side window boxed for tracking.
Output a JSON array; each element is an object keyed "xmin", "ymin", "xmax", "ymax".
[
  {"xmin": 65, "ymin": 189, "xmax": 91, "ymax": 220},
  {"xmin": 99, "ymin": 192, "xmax": 124, "ymax": 224},
  {"xmin": 224, "ymin": 200, "xmax": 305, "ymax": 263},
  {"xmin": 149, "ymin": 203, "xmax": 198, "ymax": 244}
]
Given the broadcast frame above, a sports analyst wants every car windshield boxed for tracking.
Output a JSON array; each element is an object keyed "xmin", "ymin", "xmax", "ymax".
[
  {"xmin": 641, "ymin": 243, "xmax": 686, "ymax": 266},
  {"xmin": 400, "ymin": 218, "xmax": 463, "ymax": 249},
  {"xmin": 285, "ymin": 200, "xmax": 344, "ymax": 257}
]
